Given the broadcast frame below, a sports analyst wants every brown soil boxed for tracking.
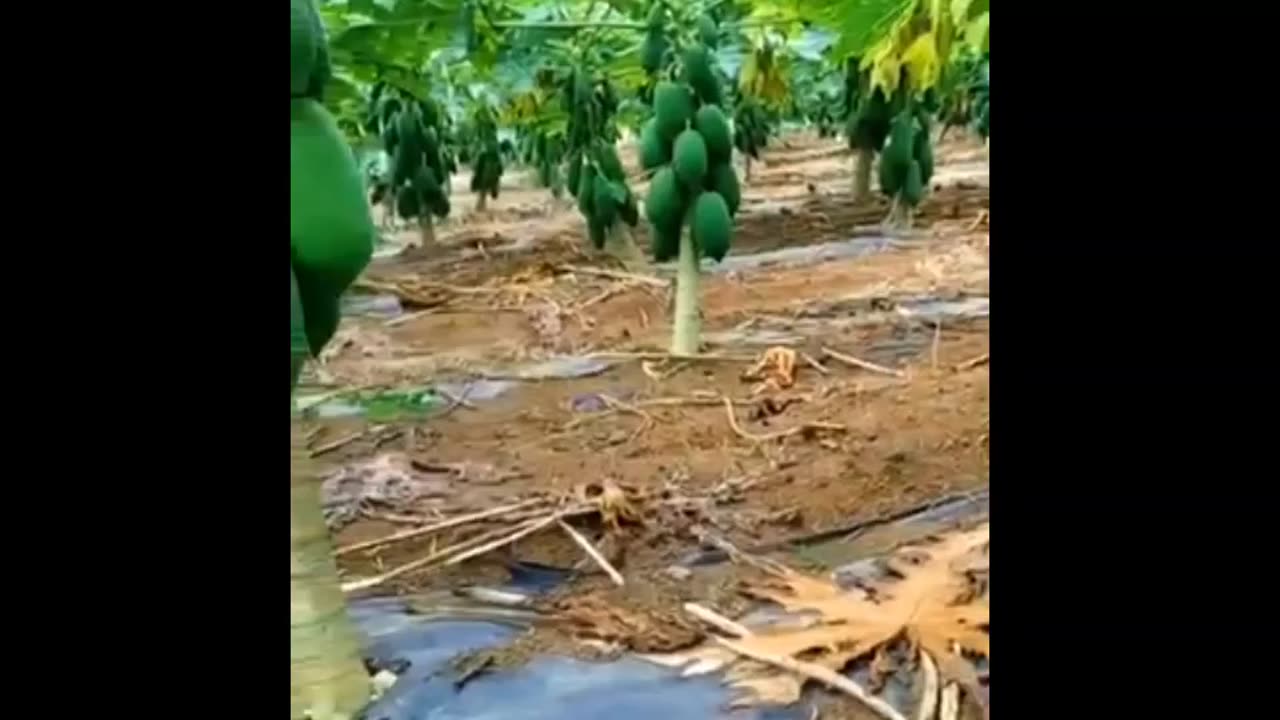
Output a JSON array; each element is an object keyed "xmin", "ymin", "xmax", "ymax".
[{"xmin": 298, "ymin": 129, "xmax": 990, "ymax": 680}]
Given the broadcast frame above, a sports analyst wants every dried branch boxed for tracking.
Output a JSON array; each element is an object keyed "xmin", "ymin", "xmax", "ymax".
[
  {"xmin": 559, "ymin": 520, "xmax": 625, "ymax": 586},
  {"xmin": 712, "ymin": 637, "xmax": 909, "ymax": 720},
  {"xmin": 683, "ymin": 603, "xmax": 752, "ymax": 638},
  {"xmin": 955, "ymin": 353, "xmax": 988, "ymax": 371},
  {"xmin": 334, "ymin": 498, "xmax": 546, "ymax": 557},
  {"xmin": 556, "ymin": 264, "xmax": 668, "ymax": 288},
  {"xmin": 722, "ymin": 397, "xmax": 846, "ymax": 444},
  {"xmin": 821, "ymin": 347, "xmax": 906, "ymax": 379}
]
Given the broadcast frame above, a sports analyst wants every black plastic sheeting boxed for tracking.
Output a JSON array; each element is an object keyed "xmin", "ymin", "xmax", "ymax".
[{"xmin": 355, "ymin": 491, "xmax": 989, "ymax": 720}]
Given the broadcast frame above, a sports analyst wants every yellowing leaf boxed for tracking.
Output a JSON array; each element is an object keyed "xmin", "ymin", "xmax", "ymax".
[
  {"xmin": 902, "ymin": 32, "xmax": 941, "ymax": 92},
  {"xmin": 965, "ymin": 12, "xmax": 989, "ymax": 53},
  {"xmin": 647, "ymin": 524, "xmax": 990, "ymax": 709}
]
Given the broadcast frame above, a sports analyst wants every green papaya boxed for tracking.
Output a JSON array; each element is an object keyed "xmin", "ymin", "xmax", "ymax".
[
  {"xmin": 913, "ymin": 121, "xmax": 934, "ymax": 184},
  {"xmin": 414, "ymin": 166, "xmax": 442, "ymax": 202},
  {"xmin": 567, "ymin": 153, "xmax": 583, "ymax": 198},
  {"xmin": 901, "ymin": 160, "xmax": 924, "ymax": 206},
  {"xmin": 577, "ymin": 164, "xmax": 597, "ymax": 218},
  {"xmin": 290, "ymin": 99, "xmax": 374, "ymax": 305},
  {"xmin": 650, "ymin": 222, "xmax": 681, "ymax": 263},
  {"xmin": 697, "ymin": 15, "xmax": 718, "ymax": 48},
  {"xmin": 708, "ymin": 162, "xmax": 740, "ymax": 216},
  {"xmin": 618, "ymin": 188, "xmax": 640, "ymax": 227},
  {"xmin": 639, "ymin": 119, "xmax": 670, "ymax": 170},
  {"xmin": 382, "ymin": 123, "xmax": 399, "ymax": 155},
  {"xmin": 681, "ymin": 45, "xmax": 719, "ymax": 105},
  {"xmin": 597, "ymin": 143, "xmax": 626, "ymax": 182},
  {"xmin": 883, "ymin": 111, "xmax": 915, "ymax": 172},
  {"xmin": 645, "ymin": 167, "xmax": 684, "ymax": 230},
  {"xmin": 292, "ymin": 262, "xmax": 342, "ymax": 359},
  {"xmin": 290, "ymin": 0, "xmax": 321, "ymax": 97},
  {"xmin": 290, "ymin": 265, "xmax": 308, "ymax": 391},
  {"xmin": 879, "ymin": 149, "xmax": 905, "ymax": 196},
  {"xmin": 692, "ymin": 191, "xmax": 732, "ymax": 262},
  {"xmin": 592, "ymin": 174, "xmax": 618, "ymax": 227},
  {"xmin": 396, "ymin": 185, "xmax": 422, "ymax": 219},
  {"xmin": 587, "ymin": 215, "xmax": 608, "ymax": 249},
  {"xmin": 642, "ymin": 30, "xmax": 667, "ymax": 75},
  {"xmin": 654, "ymin": 82, "xmax": 694, "ymax": 142},
  {"xmin": 693, "ymin": 105, "xmax": 732, "ymax": 163},
  {"xmin": 672, "ymin": 129, "xmax": 709, "ymax": 189}
]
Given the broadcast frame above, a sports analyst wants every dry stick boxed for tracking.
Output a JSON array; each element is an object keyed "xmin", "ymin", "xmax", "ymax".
[
  {"xmin": 722, "ymin": 397, "xmax": 847, "ymax": 444},
  {"xmin": 341, "ymin": 519, "xmax": 535, "ymax": 593},
  {"xmin": 916, "ymin": 652, "xmax": 940, "ymax": 720},
  {"xmin": 589, "ymin": 351, "xmax": 756, "ymax": 362},
  {"xmin": 955, "ymin": 352, "xmax": 989, "ymax": 371},
  {"xmin": 821, "ymin": 347, "xmax": 906, "ymax": 379},
  {"xmin": 310, "ymin": 430, "xmax": 365, "ymax": 457},
  {"xmin": 333, "ymin": 498, "xmax": 547, "ymax": 557},
  {"xmin": 800, "ymin": 351, "xmax": 831, "ymax": 375},
  {"xmin": 558, "ymin": 520, "xmax": 625, "ymax": 586},
  {"xmin": 683, "ymin": 603, "xmax": 752, "ymax": 638},
  {"xmin": 712, "ymin": 637, "xmax": 909, "ymax": 720},
  {"xmin": 556, "ymin": 264, "xmax": 668, "ymax": 288},
  {"xmin": 444, "ymin": 511, "xmax": 565, "ymax": 566}
]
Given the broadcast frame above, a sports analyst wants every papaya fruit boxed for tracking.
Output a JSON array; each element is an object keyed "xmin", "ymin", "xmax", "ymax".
[
  {"xmin": 901, "ymin": 160, "xmax": 924, "ymax": 206},
  {"xmin": 672, "ymin": 129, "xmax": 709, "ymax": 189},
  {"xmin": 693, "ymin": 105, "xmax": 732, "ymax": 163},
  {"xmin": 290, "ymin": 0, "xmax": 321, "ymax": 97},
  {"xmin": 414, "ymin": 166, "xmax": 442, "ymax": 202},
  {"xmin": 639, "ymin": 119, "xmax": 670, "ymax": 170},
  {"xmin": 913, "ymin": 121, "xmax": 934, "ymax": 184},
  {"xmin": 396, "ymin": 185, "xmax": 422, "ymax": 219},
  {"xmin": 883, "ymin": 111, "xmax": 915, "ymax": 171},
  {"xmin": 596, "ymin": 143, "xmax": 626, "ymax": 182},
  {"xmin": 290, "ymin": 99, "xmax": 374, "ymax": 305},
  {"xmin": 681, "ymin": 45, "xmax": 718, "ymax": 104},
  {"xmin": 642, "ymin": 29, "xmax": 667, "ymax": 75},
  {"xmin": 577, "ymin": 164, "xmax": 597, "ymax": 218},
  {"xmin": 697, "ymin": 15, "xmax": 718, "ymax": 48},
  {"xmin": 645, "ymin": 167, "xmax": 684, "ymax": 230},
  {"xmin": 290, "ymin": 265, "xmax": 309, "ymax": 390},
  {"xmin": 878, "ymin": 149, "xmax": 905, "ymax": 196},
  {"xmin": 618, "ymin": 188, "xmax": 640, "ymax": 227},
  {"xmin": 592, "ymin": 174, "xmax": 618, "ymax": 228},
  {"xmin": 708, "ymin": 162, "xmax": 740, "ymax": 216},
  {"xmin": 292, "ymin": 263, "xmax": 342, "ymax": 360},
  {"xmin": 654, "ymin": 82, "xmax": 694, "ymax": 142},
  {"xmin": 650, "ymin": 221, "xmax": 681, "ymax": 263},
  {"xmin": 587, "ymin": 215, "xmax": 608, "ymax": 249},
  {"xmin": 692, "ymin": 191, "xmax": 732, "ymax": 262},
  {"xmin": 567, "ymin": 152, "xmax": 583, "ymax": 199}
]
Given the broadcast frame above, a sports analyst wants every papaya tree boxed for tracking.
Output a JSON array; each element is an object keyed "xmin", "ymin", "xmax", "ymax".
[
  {"xmin": 368, "ymin": 85, "xmax": 457, "ymax": 245},
  {"xmin": 459, "ymin": 99, "xmax": 505, "ymax": 213},
  {"xmin": 639, "ymin": 5, "xmax": 740, "ymax": 355},
  {"xmin": 796, "ymin": 0, "xmax": 989, "ymax": 222}
]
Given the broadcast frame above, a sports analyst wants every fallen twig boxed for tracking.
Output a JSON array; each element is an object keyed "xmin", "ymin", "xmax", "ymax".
[
  {"xmin": 556, "ymin": 264, "xmax": 668, "ymax": 288},
  {"xmin": 341, "ymin": 520, "xmax": 532, "ymax": 593},
  {"xmin": 558, "ymin": 520, "xmax": 625, "ymax": 586},
  {"xmin": 931, "ymin": 322, "xmax": 942, "ymax": 370},
  {"xmin": 821, "ymin": 347, "xmax": 906, "ymax": 379},
  {"xmin": 444, "ymin": 511, "xmax": 565, "ymax": 566},
  {"xmin": 712, "ymin": 637, "xmax": 908, "ymax": 720},
  {"xmin": 955, "ymin": 353, "xmax": 989, "ymax": 371},
  {"xmin": 310, "ymin": 430, "xmax": 365, "ymax": 457},
  {"xmin": 916, "ymin": 652, "xmax": 940, "ymax": 720},
  {"xmin": 334, "ymin": 498, "xmax": 547, "ymax": 557},
  {"xmin": 683, "ymin": 603, "xmax": 752, "ymax": 638},
  {"xmin": 800, "ymin": 351, "xmax": 830, "ymax": 375},
  {"xmin": 589, "ymin": 350, "xmax": 756, "ymax": 362},
  {"xmin": 722, "ymin": 397, "xmax": 847, "ymax": 444}
]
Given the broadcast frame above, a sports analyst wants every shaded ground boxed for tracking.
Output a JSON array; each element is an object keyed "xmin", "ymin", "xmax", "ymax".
[{"xmin": 296, "ymin": 129, "xmax": 990, "ymax": 702}]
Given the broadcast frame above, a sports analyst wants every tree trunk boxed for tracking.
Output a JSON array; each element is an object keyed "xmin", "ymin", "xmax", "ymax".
[
  {"xmin": 419, "ymin": 213, "xmax": 435, "ymax": 247},
  {"xmin": 670, "ymin": 228, "xmax": 701, "ymax": 356},
  {"xmin": 744, "ymin": 156, "xmax": 753, "ymax": 182},
  {"xmin": 882, "ymin": 196, "xmax": 915, "ymax": 231},
  {"xmin": 291, "ymin": 431, "xmax": 370, "ymax": 720},
  {"xmin": 852, "ymin": 148, "xmax": 874, "ymax": 202},
  {"xmin": 475, "ymin": 193, "xmax": 488, "ymax": 213},
  {"xmin": 603, "ymin": 221, "xmax": 649, "ymax": 271},
  {"xmin": 382, "ymin": 195, "xmax": 396, "ymax": 231}
]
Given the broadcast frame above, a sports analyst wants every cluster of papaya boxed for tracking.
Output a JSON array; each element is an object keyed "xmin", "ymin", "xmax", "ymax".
[
  {"xmin": 561, "ymin": 67, "xmax": 639, "ymax": 248},
  {"xmin": 733, "ymin": 96, "xmax": 771, "ymax": 161},
  {"xmin": 878, "ymin": 106, "xmax": 934, "ymax": 210},
  {"xmin": 640, "ymin": 10, "xmax": 738, "ymax": 263},
  {"xmin": 289, "ymin": 0, "xmax": 329, "ymax": 101},
  {"xmin": 465, "ymin": 106, "xmax": 504, "ymax": 204},
  {"xmin": 517, "ymin": 131, "xmax": 567, "ymax": 197},
  {"xmin": 368, "ymin": 87, "xmax": 456, "ymax": 223}
]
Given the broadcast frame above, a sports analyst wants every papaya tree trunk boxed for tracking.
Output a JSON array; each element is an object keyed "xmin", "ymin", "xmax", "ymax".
[
  {"xmin": 852, "ymin": 148, "xmax": 874, "ymax": 202},
  {"xmin": 419, "ymin": 214, "xmax": 435, "ymax": 247},
  {"xmin": 670, "ymin": 228, "xmax": 700, "ymax": 356},
  {"xmin": 475, "ymin": 193, "xmax": 488, "ymax": 213},
  {"xmin": 382, "ymin": 195, "xmax": 396, "ymax": 231},
  {"xmin": 291, "ymin": 431, "xmax": 370, "ymax": 720},
  {"xmin": 744, "ymin": 156, "xmax": 753, "ymax": 182},
  {"xmin": 604, "ymin": 221, "xmax": 648, "ymax": 271},
  {"xmin": 985, "ymin": 137, "xmax": 989, "ymax": 164}
]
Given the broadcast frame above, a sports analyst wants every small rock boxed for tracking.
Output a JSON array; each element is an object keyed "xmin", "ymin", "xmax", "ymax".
[{"xmin": 663, "ymin": 565, "xmax": 693, "ymax": 581}]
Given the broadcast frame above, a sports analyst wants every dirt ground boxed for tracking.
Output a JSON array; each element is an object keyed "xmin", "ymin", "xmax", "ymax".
[{"xmin": 296, "ymin": 129, "xmax": 989, "ymax": 707}]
